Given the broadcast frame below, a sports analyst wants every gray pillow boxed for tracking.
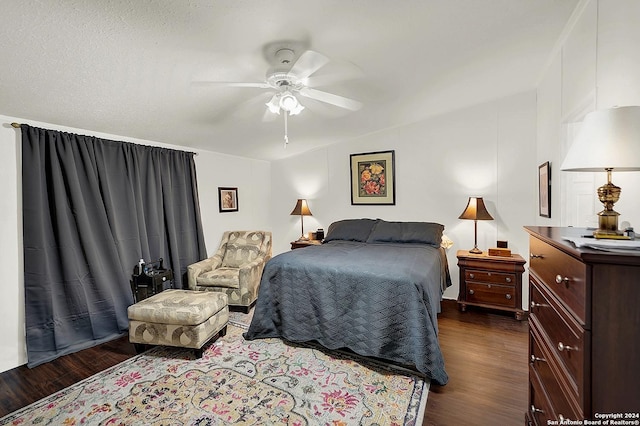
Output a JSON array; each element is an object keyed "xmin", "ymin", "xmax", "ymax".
[
  {"xmin": 366, "ymin": 220, "xmax": 444, "ymax": 246},
  {"xmin": 323, "ymin": 219, "xmax": 379, "ymax": 242}
]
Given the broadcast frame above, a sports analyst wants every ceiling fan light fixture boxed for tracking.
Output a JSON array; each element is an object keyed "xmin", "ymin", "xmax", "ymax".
[
  {"xmin": 266, "ymin": 94, "xmax": 281, "ymax": 114},
  {"xmin": 289, "ymin": 102, "xmax": 305, "ymax": 115},
  {"xmin": 279, "ymin": 92, "xmax": 298, "ymax": 110}
]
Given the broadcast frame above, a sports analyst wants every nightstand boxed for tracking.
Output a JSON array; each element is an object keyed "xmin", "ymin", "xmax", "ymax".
[
  {"xmin": 290, "ymin": 240, "xmax": 322, "ymax": 250},
  {"xmin": 130, "ymin": 269, "xmax": 174, "ymax": 303},
  {"xmin": 456, "ymin": 250, "xmax": 526, "ymax": 320}
]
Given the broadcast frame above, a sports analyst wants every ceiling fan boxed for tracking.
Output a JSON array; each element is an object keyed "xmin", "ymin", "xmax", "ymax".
[{"xmin": 195, "ymin": 41, "xmax": 363, "ymax": 147}]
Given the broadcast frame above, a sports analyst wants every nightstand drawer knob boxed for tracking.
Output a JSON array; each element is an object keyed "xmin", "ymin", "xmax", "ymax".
[
  {"xmin": 505, "ymin": 294, "xmax": 512, "ymax": 300},
  {"xmin": 469, "ymin": 289, "xmax": 475, "ymax": 295},
  {"xmin": 162, "ymin": 276, "xmax": 167, "ymax": 281},
  {"xmin": 557, "ymin": 342, "xmax": 576, "ymax": 352},
  {"xmin": 505, "ymin": 277, "xmax": 512, "ymax": 283},
  {"xmin": 555, "ymin": 274, "xmax": 570, "ymax": 285},
  {"xmin": 469, "ymin": 273, "xmax": 474, "ymax": 279}
]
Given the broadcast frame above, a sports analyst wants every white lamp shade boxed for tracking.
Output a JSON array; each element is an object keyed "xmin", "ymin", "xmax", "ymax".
[{"xmin": 561, "ymin": 106, "xmax": 640, "ymax": 172}]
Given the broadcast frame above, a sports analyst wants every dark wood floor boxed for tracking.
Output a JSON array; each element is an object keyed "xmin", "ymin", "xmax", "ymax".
[
  {"xmin": 425, "ymin": 300, "xmax": 529, "ymax": 425},
  {"xmin": 0, "ymin": 300, "xmax": 529, "ymax": 424}
]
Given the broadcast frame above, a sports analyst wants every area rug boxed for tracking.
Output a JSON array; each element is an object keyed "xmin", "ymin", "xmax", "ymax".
[{"xmin": 1, "ymin": 323, "xmax": 429, "ymax": 425}]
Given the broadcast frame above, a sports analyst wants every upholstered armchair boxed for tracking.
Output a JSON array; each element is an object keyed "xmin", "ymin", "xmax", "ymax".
[{"xmin": 187, "ymin": 231, "xmax": 272, "ymax": 313}]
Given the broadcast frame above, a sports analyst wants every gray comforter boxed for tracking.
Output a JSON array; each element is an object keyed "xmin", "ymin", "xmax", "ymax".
[{"xmin": 244, "ymin": 240, "xmax": 450, "ymax": 385}]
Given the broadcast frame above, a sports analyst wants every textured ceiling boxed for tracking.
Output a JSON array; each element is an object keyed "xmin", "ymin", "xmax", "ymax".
[{"xmin": 0, "ymin": 0, "xmax": 578, "ymax": 160}]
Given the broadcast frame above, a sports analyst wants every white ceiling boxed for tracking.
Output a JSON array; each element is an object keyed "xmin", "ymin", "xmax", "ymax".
[{"xmin": 0, "ymin": 0, "xmax": 579, "ymax": 161}]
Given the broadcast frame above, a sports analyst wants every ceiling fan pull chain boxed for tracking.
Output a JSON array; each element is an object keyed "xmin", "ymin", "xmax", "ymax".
[{"xmin": 283, "ymin": 110, "xmax": 289, "ymax": 148}]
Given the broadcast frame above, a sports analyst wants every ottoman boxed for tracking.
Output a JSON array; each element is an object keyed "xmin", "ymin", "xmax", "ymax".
[{"xmin": 128, "ymin": 289, "xmax": 228, "ymax": 357}]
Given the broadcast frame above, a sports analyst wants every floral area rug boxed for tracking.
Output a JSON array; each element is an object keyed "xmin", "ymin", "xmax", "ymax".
[{"xmin": 1, "ymin": 319, "xmax": 428, "ymax": 425}]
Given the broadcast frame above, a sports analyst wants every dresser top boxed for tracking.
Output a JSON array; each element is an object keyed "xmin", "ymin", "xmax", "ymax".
[{"xmin": 524, "ymin": 226, "xmax": 640, "ymax": 266}]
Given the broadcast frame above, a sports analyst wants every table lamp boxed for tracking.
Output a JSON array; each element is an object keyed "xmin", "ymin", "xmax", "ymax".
[
  {"xmin": 459, "ymin": 196, "xmax": 494, "ymax": 254},
  {"xmin": 560, "ymin": 106, "xmax": 640, "ymax": 238},
  {"xmin": 290, "ymin": 199, "xmax": 312, "ymax": 241}
]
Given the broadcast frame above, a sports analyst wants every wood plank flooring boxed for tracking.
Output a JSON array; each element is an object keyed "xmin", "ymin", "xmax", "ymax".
[{"xmin": 0, "ymin": 300, "xmax": 529, "ymax": 424}]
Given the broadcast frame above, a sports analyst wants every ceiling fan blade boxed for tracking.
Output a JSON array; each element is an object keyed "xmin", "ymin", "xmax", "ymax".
[
  {"xmin": 298, "ymin": 87, "xmax": 362, "ymax": 111},
  {"xmin": 288, "ymin": 50, "xmax": 330, "ymax": 80},
  {"xmin": 192, "ymin": 81, "xmax": 270, "ymax": 89}
]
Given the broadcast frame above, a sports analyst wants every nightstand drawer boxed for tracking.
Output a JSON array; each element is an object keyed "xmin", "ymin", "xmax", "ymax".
[
  {"xmin": 529, "ymin": 236, "xmax": 587, "ymax": 324},
  {"xmin": 530, "ymin": 278, "xmax": 584, "ymax": 397},
  {"xmin": 466, "ymin": 282, "xmax": 516, "ymax": 308},
  {"xmin": 465, "ymin": 269, "xmax": 516, "ymax": 285}
]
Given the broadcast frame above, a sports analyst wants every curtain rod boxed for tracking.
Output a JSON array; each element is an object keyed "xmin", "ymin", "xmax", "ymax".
[{"xmin": 9, "ymin": 122, "xmax": 198, "ymax": 155}]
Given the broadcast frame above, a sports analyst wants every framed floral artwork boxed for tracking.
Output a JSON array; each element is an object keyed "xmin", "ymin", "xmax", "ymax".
[
  {"xmin": 218, "ymin": 187, "xmax": 238, "ymax": 212},
  {"xmin": 350, "ymin": 150, "xmax": 396, "ymax": 205}
]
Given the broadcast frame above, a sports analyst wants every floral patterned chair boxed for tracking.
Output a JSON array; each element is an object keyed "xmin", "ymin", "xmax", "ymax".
[{"xmin": 187, "ymin": 231, "xmax": 272, "ymax": 313}]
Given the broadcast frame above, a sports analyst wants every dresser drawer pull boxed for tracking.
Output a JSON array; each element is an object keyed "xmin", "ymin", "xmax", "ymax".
[
  {"xmin": 531, "ymin": 404, "xmax": 544, "ymax": 414},
  {"xmin": 530, "ymin": 354, "xmax": 546, "ymax": 363},
  {"xmin": 469, "ymin": 289, "xmax": 475, "ymax": 295},
  {"xmin": 557, "ymin": 342, "xmax": 576, "ymax": 352},
  {"xmin": 505, "ymin": 277, "xmax": 512, "ymax": 283},
  {"xmin": 469, "ymin": 273, "xmax": 474, "ymax": 279},
  {"xmin": 505, "ymin": 294, "xmax": 512, "ymax": 300},
  {"xmin": 530, "ymin": 301, "xmax": 544, "ymax": 309},
  {"xmin": 555, "ymin": 274, "xmax": 570, "ymax": 285},
  {"xmin": 530, "ymin": 254, "xmax": 544, "ymax": 259}
]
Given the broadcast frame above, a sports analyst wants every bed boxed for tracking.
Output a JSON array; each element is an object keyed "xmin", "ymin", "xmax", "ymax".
[{"xmin": 243, "ymin": 218, "xmax": 451, "ymax": 385}]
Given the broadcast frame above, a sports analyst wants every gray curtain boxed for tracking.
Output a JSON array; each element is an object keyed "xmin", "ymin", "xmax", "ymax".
[{"xmin": 21, "ymin": 125, "xmax": 207, "ymax": 367}]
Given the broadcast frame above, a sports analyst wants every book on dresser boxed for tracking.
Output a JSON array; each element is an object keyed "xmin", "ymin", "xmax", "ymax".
[{"xmin": 524, "ymin": 226, "xmax": 640, "ymax": 425}]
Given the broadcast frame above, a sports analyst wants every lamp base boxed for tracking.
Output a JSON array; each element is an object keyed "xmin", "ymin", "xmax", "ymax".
[
  {"xmin": 469, "ymin": 247, "xmax": 483, "ymax": 254},
  {"xmin": 593, "ymin": 210, "xmax": 628, "ymax": 239},
  {"xmin": 593, "ymin": 170, "xmax": 623, "ymax": 238}
]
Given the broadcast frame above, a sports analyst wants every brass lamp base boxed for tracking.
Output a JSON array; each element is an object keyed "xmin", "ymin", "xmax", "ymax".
[
  {"xmin": 592, "ymin": 169, "xmax": 625, "ymax": 239},
  {"xmin": 594, "ymin": 210, "xmax": 621, "ymax": 237}
]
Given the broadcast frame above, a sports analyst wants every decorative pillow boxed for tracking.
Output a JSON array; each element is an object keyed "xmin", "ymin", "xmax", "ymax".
[
  {"xmin": 323, "ymin": 219, "xmax": 379, "ymax": 242},
  {"xmin": 221, "ymin": 244, "xmax": 259, "ymax": 268},
  {"xmin": 366, "ymin": 220, "xmax": 444, "ymax": 247}
]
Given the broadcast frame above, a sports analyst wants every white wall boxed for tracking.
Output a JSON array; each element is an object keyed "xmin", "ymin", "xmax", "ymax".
[
  {"xmin": 538, "ymin": 0, "xmax": 640, "ymax": 228},
  {"xmin": 0, "ymin": 115, "xmax": 269, "ymax": 373},
  {"xmin": 195, "ymin": 152, "xmax": 271, "ymax": 255},
  {"xmin": 270, "ymin": 91, "xmax": 537, "ymax": 303}
]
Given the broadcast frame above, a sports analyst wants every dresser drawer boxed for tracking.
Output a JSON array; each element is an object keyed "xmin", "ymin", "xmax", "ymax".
[
  {"xmin": 529, "ymin": 236, "xmax": 587, "ymax": 324},
  {"xmin": 530, "ymin": 278, "xmax": 584, "ymax": 398},
  {"xmin": 529, "ymin": 367, "xmax": 555, "ymax": 425},
  {"xmin": 466, "ymin": 282, "xmax": 516, "ymax": 308},
  {"xmin": 530, "ymin": 322, "xmax": 582, "ymax": 420},
  {"xmin": 465, "ymin": 269, "xmax": 516, "ymax": 285}
]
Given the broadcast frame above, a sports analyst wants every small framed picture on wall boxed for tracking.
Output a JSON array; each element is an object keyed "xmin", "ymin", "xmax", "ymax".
[
  {"xmin": 218, "ymin": 187, "xmax": 238, "ymax": 212},
  {"xmin": 538, "ymin": 161, "xmax": 551, "ymax": 218}
]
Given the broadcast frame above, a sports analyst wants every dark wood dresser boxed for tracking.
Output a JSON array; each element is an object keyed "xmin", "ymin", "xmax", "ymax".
[{"xmin": 524, "ymin": 226, "xmax": 640, "ymax": 424}]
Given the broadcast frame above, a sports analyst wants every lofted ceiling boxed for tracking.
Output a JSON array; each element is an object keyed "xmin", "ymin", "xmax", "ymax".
[{"xmin": 0, "ymin": 0, "xmax": 579, "ymax": 161}]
